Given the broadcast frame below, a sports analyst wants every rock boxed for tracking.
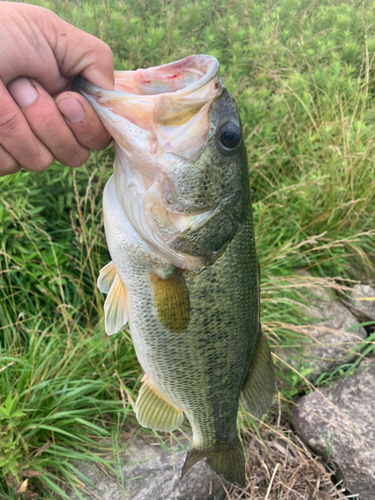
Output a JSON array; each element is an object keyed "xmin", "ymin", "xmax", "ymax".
[
  {"xmin": 351, "ymin": 284, "xmax": 375, "ymax": 322},
  {"xmin": 292, "ymin": 359, "xmax": 375, "ymax": 500},
  {"xmin": 279, "ymin": 282, "xmax": 367, "ymax": 379},
  {"xmin": 69, "ymin": 437, "xmax": 225, "ymax": 500}
]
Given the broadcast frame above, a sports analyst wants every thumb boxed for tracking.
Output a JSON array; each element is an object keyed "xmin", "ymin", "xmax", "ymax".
[{"xmin": 41, "ymin": 8, "xmax": 114, "ymax": 90}]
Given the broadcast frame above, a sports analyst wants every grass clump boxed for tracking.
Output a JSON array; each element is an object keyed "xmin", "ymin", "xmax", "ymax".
[{"xmin": 1, "ymin": 0, "xmax": 375, "ymax": 498}]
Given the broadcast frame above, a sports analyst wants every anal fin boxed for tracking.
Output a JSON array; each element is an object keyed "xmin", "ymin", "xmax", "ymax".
[
  {"xmin": 241, "ymin": 333, "xmax": 275, "ymax": 418},
  {"xmin": 135, "ymin": 376, "xmax": 184, "ymax": 432}
]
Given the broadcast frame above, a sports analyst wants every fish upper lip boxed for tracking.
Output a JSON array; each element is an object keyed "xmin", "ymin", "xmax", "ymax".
[{"xmin": 73, "ymin": 55, "xmax": 220, "ymax": 101}]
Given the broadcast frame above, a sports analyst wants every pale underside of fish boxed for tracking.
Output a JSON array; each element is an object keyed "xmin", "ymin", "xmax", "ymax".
[{"xmin": 74, "ymin": 55, "xmax": 275, "ymax": 486}]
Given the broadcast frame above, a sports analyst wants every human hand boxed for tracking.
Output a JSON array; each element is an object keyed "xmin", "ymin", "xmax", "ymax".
[{"xmin": 0, "ymin": 2, "xmax": 114, "ymax": 176}]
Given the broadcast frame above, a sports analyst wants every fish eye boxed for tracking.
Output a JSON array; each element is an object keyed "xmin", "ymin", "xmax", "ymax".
[{"xmin": 219, "ymin": 122, "xmax": 241, "ymax": 149}]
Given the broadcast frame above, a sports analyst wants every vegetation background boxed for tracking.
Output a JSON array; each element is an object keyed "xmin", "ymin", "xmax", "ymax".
[{"xmin": 1, "ymin": 0, "xmax": 374, "ymax": 498}]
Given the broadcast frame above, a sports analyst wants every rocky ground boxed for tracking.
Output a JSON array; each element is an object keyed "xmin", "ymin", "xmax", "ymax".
[
  {"xmin": 290, "ymin": 282, "xmax": 375, "ymax": 500},
  {"xmin": 293, "ymin": 358, "xmax": 375, "ymax": 500},
  {"xmin": 69, "ymin": 437, "xmax": 225, "ymax": 500},
  {"xmin": 67, "ymin": 282, "xmax": 375, "ymax": 500}
]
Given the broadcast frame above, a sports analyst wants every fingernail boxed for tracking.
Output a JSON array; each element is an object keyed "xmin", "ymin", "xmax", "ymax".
[
  {"xmin": 57, "ymin": 96, "xmax": 86, "ymax": 124},
  {"xmin": 8, "ymin": 77, "xmax": 38, "ymax": 107}
]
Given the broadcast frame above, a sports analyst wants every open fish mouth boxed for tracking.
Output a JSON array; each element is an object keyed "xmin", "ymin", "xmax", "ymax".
[
  {"xmin": 73, "ymin": 55, "xmax": 221, "ymax": 165},
  {"xmin": 74, "ymin": 55, "xmax": 219, "ymax": 100}
]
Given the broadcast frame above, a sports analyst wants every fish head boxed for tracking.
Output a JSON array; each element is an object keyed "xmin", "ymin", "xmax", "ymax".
[{"xmin": 74, "ymin": 55, "xmax": 249, "ymax": 270}]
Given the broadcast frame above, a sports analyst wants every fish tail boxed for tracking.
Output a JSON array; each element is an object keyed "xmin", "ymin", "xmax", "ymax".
[{"xmin": 181, "ymin": 435, "xmax": 245, "ymax": 486}]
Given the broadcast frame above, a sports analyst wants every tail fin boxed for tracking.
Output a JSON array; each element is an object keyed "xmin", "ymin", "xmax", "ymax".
[{"xmin": 181, "ymin": 435, "xmax": 245, "ymax": 486}]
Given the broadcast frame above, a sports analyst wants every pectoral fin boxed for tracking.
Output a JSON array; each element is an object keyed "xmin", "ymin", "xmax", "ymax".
[
  {"xmin": 97, "ymin": 261, "xmax": 117, "ymax": 293},
  {"xmin": 104, "ymin": 274, "xmax": 128, "ymax": 336},
  {"xmin": 151, "ymin": 268, "xmax": 190, "ymax": 334},
  {"xmin": 135, "ymin": 376, "xmax": 184, "ymax": 432},
  {"xmin": 241, "ymin": 333, "xmax": 275, "ymax": 418}
]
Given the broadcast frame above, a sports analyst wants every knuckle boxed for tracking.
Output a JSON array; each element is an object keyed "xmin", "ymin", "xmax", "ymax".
[
  {"xmin": 69, "ymin": 148, "xmax": 89, "ymax": 167},
  {"xmin": 0, "ymin": 158, "xmax": 21, "ymax": 177},
  {"xmin": 0, "ymin": 164, "xmax": 21, "ymax": 176},
  {"xmin": 90, "ymin": 133, "xmax": 111, "ymax": 150},
  {"xmin": 92, "ymin": 40, "xmax": 113, "ymax": 67},
  {"xmin": 102, "ymin": 42, "xmax": 113, "ymax": 61},
  {"xmin": 0, "ymin": 109, "xmax": 24, "ymax": 135},
  {"xmin": 80, "ymin": 127, "xmax": 109, "ymax": 149},
  {"xmin": 27, "ymin": 148, "xmax": 54, "ymax": 172},
  {"xmin": 0, "ymin": 148, "xmax": 20, "ymax": 176},
  {"xmin": 38, "ymin": 109, "xmax": 59, "ymax": 132}
]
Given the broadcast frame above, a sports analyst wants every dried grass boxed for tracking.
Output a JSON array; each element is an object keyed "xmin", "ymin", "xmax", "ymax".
[
  {"xmin": 129, "ymin": 409, "xmax": 351, "ymax": 500},
  {"xmin": 226, "ymin": 416, "xmax": 350, "ymax": 500}
]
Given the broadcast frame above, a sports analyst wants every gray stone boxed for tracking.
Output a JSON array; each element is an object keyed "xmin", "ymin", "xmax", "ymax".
[
  {"xmin": 351, "ymin": 284, "xmax": 375, "ymax": 321},
  {"xmin": 292, "ymin": 359, "xmax": 375, "ymax": 500},
  {"xmin": 69, "ymin": 438, "xmax": 225, "ymax": 500},
  {"xmin": 279, "ymin": 282, "xmax": 367, "ymax": 379}
]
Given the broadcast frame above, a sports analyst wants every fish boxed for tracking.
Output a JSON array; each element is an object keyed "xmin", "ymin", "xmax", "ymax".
[{"xmin": 74, "ymin": 55, "xmax": 275, "ymax": 486}]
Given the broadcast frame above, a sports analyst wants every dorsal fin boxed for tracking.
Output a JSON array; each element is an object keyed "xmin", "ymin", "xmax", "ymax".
[{"xmin": 241, "ymin": 333, "xmax": 275, "ymax": 417}]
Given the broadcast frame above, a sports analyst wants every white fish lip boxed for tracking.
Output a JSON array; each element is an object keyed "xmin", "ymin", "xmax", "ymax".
[{"xmin": 73, "ymin": 55, "xmax": 220, "ymax": 101}]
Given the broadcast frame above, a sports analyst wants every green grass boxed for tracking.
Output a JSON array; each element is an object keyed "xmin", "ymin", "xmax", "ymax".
[{"xmin": 1, "ymin": 0, "xmax": 375, "ymax": 497}]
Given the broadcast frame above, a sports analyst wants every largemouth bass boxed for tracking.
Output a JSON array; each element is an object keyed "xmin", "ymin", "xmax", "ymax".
[{"xmin": 74, "ymin": 55, "xmax": 275, "ymax": 486}]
